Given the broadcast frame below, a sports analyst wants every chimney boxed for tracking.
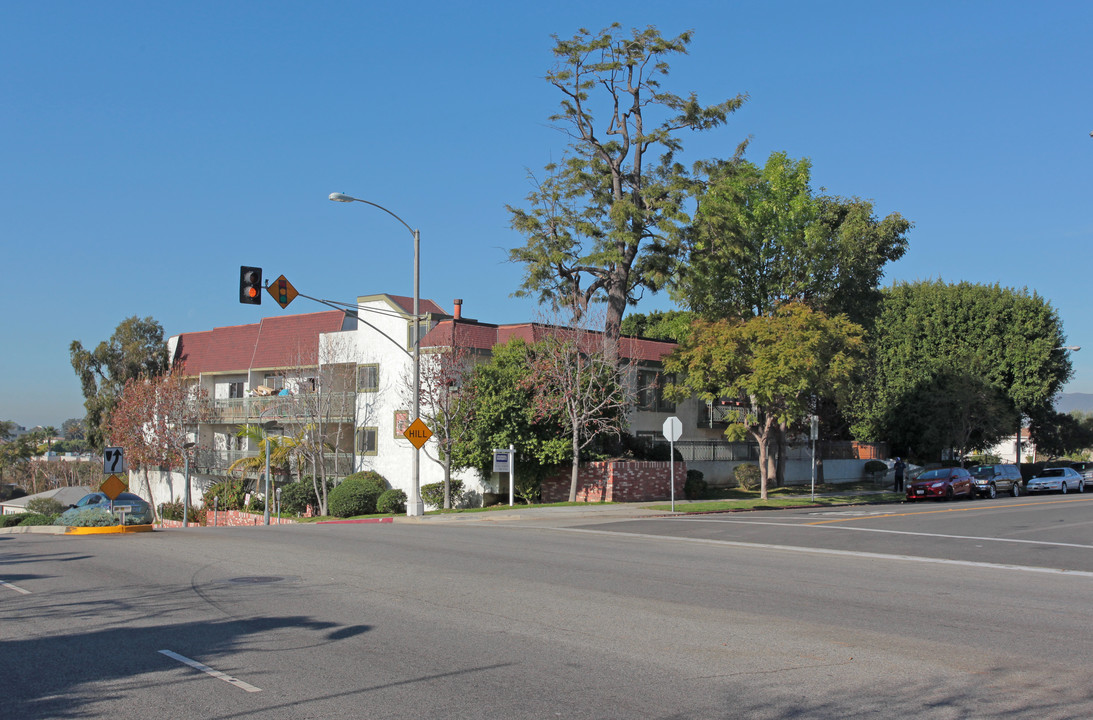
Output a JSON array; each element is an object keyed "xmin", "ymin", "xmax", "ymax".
[{"xmin": 453, "ymin": 298, "xmax": 463, "ymax": 320}]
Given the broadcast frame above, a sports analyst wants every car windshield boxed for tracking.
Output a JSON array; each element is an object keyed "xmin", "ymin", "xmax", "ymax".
[
  {"xmin": 918, "ymin": 469, "xmax": 951, "ymax": 480},
  {"xmin": 971, "ymin": 466, "xmax": 994, "ymax": 478},
  {"xmin": 1040, "ymin": 468, "xmax": 1065, "ymax": 477}
]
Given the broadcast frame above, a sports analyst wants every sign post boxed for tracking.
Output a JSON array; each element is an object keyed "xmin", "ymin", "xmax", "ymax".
[
  {"xmin": 493, "ymin": 446, "xmax": 515, "ymax": 506},
  {"xmin": 662, "ymin": 417, "xmax": 683, "ymax": 512},
  {"xmin": 810, "ymin": 415, "xmax": 819, "ymax": 501}
]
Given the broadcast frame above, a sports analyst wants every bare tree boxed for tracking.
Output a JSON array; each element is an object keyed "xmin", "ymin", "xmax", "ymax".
[
  {"xmin": 525, "ymin": 311, "xmax": 635, "ymax": 502},
  {"xmin": 410, "ymin": 322, "xmax": 480, "ymax": 509}
]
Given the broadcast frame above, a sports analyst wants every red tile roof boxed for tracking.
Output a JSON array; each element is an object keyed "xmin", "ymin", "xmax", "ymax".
[
  {"xmin": 422, "ymin": 320, "xmax": 676, "ymax": 363},
  {"xmin": 173, "ymin": 310, "xmax": 345, "ymax": 375},
  {"xmin": 362, "ymin": 294, "xmax": 448, "ymax": 317}
]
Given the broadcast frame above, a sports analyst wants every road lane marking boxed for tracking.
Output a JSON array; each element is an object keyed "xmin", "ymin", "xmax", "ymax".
[
  {"xmin": 666, "ymin": 517, "xmax": 1093, "ymax": 550},
  {"xmin": 1, "ymin": 580, "xmax": 31, "ymax": 595},
  {"xmin": 158, "ymin": 649, "xmax": 262, "ymax": 692},
  {"xmin": 805, "ymin": 496, "xmax": 1093, "ymax": 525},
  {"xmin": 532, "ymin": 526, "xmax": 1093, "ymax": 578}
]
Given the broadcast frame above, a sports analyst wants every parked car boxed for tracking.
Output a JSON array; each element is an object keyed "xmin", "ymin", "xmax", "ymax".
[
  {"xmin": 1068, "ymin": 462, "xmax": 1093, "ymax": 482},
  {"xmin": 57, "ymin": 491, "xmax": 154, "ymax": 525},
  {"xmin": 968, "ymin": 464, "xmax": 1024, "ymax": 498},
  {"xmin": 1025, "ymin": 467, "xmax": 1084, "ymax": 495},
  {"xmin": 906, "ymin": 467, "xmax": 975, "ymax": 501}
]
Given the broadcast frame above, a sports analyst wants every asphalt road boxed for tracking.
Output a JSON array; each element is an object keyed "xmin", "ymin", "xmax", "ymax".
[{"xmin": 2, "ymin": 494, "xmax": 1092, "ymax": 719}]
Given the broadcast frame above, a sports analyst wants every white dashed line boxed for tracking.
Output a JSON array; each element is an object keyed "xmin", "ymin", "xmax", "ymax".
[
  {"xmin": 158, "ymin": 649, "xmax": 262, "ymax": 692},
  {"xmin": 1, "ymin": 580, "xmax": 31, "ymax": 595}
]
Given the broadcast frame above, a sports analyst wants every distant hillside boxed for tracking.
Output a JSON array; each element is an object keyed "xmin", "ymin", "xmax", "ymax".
[{"xmin": 1056, "ymin": 393, "xmax": 1093, "ymax": 414}]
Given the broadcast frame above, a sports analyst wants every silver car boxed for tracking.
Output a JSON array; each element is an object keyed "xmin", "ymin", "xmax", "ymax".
[{"xmin": 1025, "ymin": 467, "xmax": 1084, "ymax": 494}]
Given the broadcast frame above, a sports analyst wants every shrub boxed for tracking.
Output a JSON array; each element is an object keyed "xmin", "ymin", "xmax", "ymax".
[
  {"xmin": 246, "ymin": 494, "xmax": 266, "ymax": 513},
  {"xmin": 328, "ymin": 471, "xmax": 388, "ymax": 518},
  {"xmin": 26, "ymin": 497, "xmax": 64, "ymax": 516},
  {"xmin": 734, "ymin": 464, "xmax": 761, "ymax": 491},
  {"xmin": 1, "ymin": 513, "xmax": 31, "ymax": 528},
  {"xmin": 863, "ymin": 460, "xmax": 888, "ymax": 479},
  {"xmin": 376, "ymin": 489, "xmax": 407, "ymax": 515},
  {"xmin": 280, "ymin": 477, "xmax": 335, "ymax": 514},
  {"xmin": 420, "ymin": 479, "xmax": 464, "ymax": 509},
  {"xmin": 158, "ymin": 501, "xmax": 206, "ymax": 525},
  {"xmin": 55, "ymin": 508, "xmax": 117, "ymax": 527},
  {"xmin": 203, "ymin": 478, "xmax": 246, "ymax": 510},
  {"xmin": 684, "ymin": 469, "xmax": 707, "ymax": 500},
  {"xmin": 15, "ymin": 513, "xmax": 55, "ymax": 526}
]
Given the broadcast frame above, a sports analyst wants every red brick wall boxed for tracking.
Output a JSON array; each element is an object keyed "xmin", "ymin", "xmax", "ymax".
[
  {"xmin": 541, "ymin": 461, "xmax": 686, "ymax": 503},
  {"xmin": 159, "ymin": 510, "xmax": 297, "ymax": 528}
]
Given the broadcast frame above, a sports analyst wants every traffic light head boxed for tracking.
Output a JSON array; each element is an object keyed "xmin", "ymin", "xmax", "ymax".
[{"xmin": 240, "ymin": 266, "xmax": 262, "ymax": 305}]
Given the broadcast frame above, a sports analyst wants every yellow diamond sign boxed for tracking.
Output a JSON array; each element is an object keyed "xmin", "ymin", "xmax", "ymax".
[
  {"xmin": 403, "ymin": 417, "xmax": 432, "ymax": 449},
  {"xmin": 100, "ymin": 474, "xmax": 128, "ymax": 501}
]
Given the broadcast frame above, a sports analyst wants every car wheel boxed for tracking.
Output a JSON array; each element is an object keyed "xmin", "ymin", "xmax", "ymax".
[
  {"xmin": 967, "ymin": 485, "xmax": 976, "ymax": 500},
  {"xmin": 1011, "ymin": 482, "xmax": 1021, "ymax": 497},
  {"xmin": 1061, "ymin": 483, "xmax": 1068, "ymax": 494},
  {"xmin": 988, "ymin": 483, "xmax": 997, "ymax": 499},
  {"xmin": 946, "ymin": 487, "xmax": 954, "ymax": 501},
  {"xmin": 1079, "ymin": 481, "xmax": 1085, "ymax": 494}
]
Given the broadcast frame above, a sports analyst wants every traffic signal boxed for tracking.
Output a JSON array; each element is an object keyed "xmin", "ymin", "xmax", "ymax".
[{"xmin": 240, "ymin": 266, "xmax": 262, "ymax": 305}]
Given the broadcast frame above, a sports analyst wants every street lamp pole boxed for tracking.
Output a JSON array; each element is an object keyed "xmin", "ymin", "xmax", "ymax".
[
  {"xmin": 182, "ymin": 441, "xmax": 196, "ymax": 527},
  {"xmin": 329, "ymin": 192, "xmax": 425, "ymax": 516}
]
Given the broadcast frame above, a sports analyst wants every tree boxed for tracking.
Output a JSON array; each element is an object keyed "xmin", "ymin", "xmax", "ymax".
[
  {"xmin": 1028, "ymin": 409, "xmax": 1093, "ymax": 461},
  {"xmin": 71, "ymin": 316, "xmax": 168, "ymax": 452},
  {"xmin": 509, "ymin": 24, "xmax": 747, "ymax": 364},
  {"xmin": 451, "ymin": 339, "xmax": 569, "ymax": 504},
  {"xmin": 0, "ymin": 420, "xmax": 15, "ymax": 441},
  {"xmin": 61, "ymin": 418, "xmax": 86, "ymax": 441},
  {"xmin": 674, "ymin": 151, "xmax": 911, "ymax": 328},
  {"xmin": 525, "ymin": 316, "xmax": 633, "ymax": 502},
  {"xmin": 665, "ymin": 303, "xmax": 865, "ymax": 498},
  {"xmin": 414, "ymin": 324, "xmax": 480, "ymax": 509},
  {"xmin": 106, "ymin": 371, "xmax": 212, "ymax": 521},
  {"xmin": 620, "ymin": 309, "xmax": 694, "ymax": 342},
  {"xmin": 852, "ymin": 281, "xmax": 1072, "ymax": 461}
]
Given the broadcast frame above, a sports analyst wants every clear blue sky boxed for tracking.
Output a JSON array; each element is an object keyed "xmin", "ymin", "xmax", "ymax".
[{"xmin": 2, "ymin": 1, "xmax": 1091, "ymax": 429}]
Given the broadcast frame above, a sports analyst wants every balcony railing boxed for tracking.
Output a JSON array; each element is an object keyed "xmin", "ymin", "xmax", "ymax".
[
  {"xmin": 192, "ymin": 448, "xmax": 357, "ymax": 478},
  {"xmin": 208, "ymin": 392, "xmax": 357, "ymax": 424}
]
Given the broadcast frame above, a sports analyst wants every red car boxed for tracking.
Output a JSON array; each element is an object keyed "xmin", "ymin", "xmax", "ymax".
[{"xmin": 906, "ymin": 467, "xmax": 975, "ymax": 501}]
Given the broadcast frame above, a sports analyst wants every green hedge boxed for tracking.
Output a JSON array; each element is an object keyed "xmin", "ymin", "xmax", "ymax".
[
  {"xmin": 328, "ymin": 471, "xmax": 388, "ymax": 518},
  {"xmin": 684, "ymin": 469, "xmax": 707, "ymax": 499},
  {"xmin": 376, "ymin": 489, "xmax": 407, "ymax": 514},
  {"xmin": 420, "ymin": 479, "xmax": 464, "ymax": 509}
]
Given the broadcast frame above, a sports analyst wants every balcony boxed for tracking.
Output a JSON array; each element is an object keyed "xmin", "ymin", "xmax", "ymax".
[
  {"xmin": 208, "ymin": 391, "xmax": 357, "ymax": 425},
  {"xmin": 192, "ymin": 448, "xmax": 358, "ymax": 478}
]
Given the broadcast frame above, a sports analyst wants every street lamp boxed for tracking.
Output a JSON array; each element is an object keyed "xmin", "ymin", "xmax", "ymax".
[
  {"xmin": 261, "ymin": 420, "xmax": 282, "ymax": 525},
  {"xmin": 329, "ymin": 192, "xmax": 425, "ymax": 516},
  {"xmin": 182, "ymin": 441, "xmax": 196, "ymax": 527}
]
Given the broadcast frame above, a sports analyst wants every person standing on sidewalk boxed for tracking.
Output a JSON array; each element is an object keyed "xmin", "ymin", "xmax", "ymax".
[{"xmin": 893, "ymin": 457, "xmax": 906, "ymax": 492}]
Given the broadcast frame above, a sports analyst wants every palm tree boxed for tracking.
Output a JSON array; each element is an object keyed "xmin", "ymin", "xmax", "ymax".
[{"xmin": 228, "ymin": 424, "xmax": 298, "ymax": 485}]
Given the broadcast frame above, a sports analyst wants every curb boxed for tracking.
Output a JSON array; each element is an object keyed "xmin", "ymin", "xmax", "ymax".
[
  {"xmin": 315, "ymin": 517, "xmax": 394, "ymax": 525},
  {"xmin": 66, "ymin": 524, "xmax": 155, "ymax": 535}
]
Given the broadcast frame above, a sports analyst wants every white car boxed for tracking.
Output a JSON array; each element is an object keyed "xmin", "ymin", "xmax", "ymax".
[{"xmin": 1025, "ymin": 467, "xmax": 1084, "ymax": 494}]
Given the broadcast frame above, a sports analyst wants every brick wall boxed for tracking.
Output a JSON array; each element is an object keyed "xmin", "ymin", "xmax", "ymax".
[
  {"xmin": 159, "ymin": 510, "xmax": 298, "ymax": 528},
  {"xmin": 541, "ymin": 460, "xmax": 686, "ymax": 503}
]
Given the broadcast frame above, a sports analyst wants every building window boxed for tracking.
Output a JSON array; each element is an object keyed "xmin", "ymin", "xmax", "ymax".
[
  {"xmin": 228, "ymin": 381, "xmax": 244, "ymax": 399},
  {"xmin": 356, "ymin": 427, "xmax": 378, "ymax": 456},
  {"xmin": 264, "ymin": 374, "xmax": 284, "ymax": 391},
  {"xmin": 636, "ymin": 368, "xmax": 675, "ymax": 412},
  {"xmin": 357, "ymin": 364, "xmax": 379, "ymax": 392}
]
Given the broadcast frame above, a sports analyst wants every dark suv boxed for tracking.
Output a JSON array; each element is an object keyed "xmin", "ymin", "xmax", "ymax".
[{"xmin": 969, "ymin": 464, "xmax": 1023, "ymax": 498}]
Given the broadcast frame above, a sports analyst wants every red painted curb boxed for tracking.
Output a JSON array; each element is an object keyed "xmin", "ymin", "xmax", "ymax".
[{"xmin": 315, "ymin": 517, "xmax": 394, "ymax": 524}]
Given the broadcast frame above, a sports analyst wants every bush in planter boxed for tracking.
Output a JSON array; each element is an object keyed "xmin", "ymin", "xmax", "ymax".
[
  {"xmin": 54, "ymin": 508, "xmax": 116, "ymax": 527},
  {"xmin": 280, "ymin": 477, "xmax": 335, "ymax": 514},
  {"xmin": 12, "ymin": 513, "xmax": 55, "ymax": 527},
  {"xmin": 420, "ymin": 479, "xmax": 464, "ymax": 509},
  {"xmin": 684, "ymin": 469, "xmax": 707, "ymax": 499},
  {"xmin": 328, "ymin": 471, "xmax": 388, "ymax": 518},
  {"xmin": 203, "ymin": 478, "xmax": 246, "ymax": 511},
  {"xmin": 26, "ymin": 497, "xmax": 64, "ymax": 516},
  {"xmin": 734, "ymin": 464, "xmax": 761, "ymax": 491},
  {"xmin": 377, "ymin": 488, "xmax": 407, "ymax": 514}
]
